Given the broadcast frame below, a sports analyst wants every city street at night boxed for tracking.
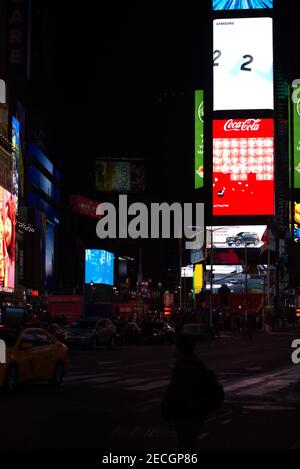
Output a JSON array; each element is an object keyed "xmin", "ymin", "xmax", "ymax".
[
  {"xmin": 2, "ymin": 0, "xmax": 300, "ymax": 458},
  {"xmin": 1, "ymin": 330, "xmax": 300, "ymax": 450}
]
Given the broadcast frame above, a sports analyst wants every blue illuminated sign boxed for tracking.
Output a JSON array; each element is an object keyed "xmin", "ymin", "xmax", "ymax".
[
  {"xmin": 213, "ymin": 0, "xmax": 272, "ymax": 9},
  {"xmin": 85, "ymin": 250, "xmax": 114, "ymax": 286}
]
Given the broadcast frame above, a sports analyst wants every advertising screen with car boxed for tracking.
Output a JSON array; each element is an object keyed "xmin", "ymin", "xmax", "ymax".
[{"xmin": 206, "ymin": 226, "xmax": 267, "ymax": 249}]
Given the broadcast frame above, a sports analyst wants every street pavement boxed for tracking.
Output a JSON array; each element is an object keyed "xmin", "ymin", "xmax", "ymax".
[{"xmin": 0, "ymin": 330, "xmax": 300, "ymax": 450}]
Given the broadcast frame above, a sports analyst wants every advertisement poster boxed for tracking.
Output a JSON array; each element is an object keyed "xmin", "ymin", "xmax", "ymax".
[
  {"xmin": 206, "ymin": 225, "xmax": 267, "ymax": 249},
  {"xmin": 11, "ymin": 117, "xmax": 20, "ymax": 198},
  {"xmin": 294, "ymin": 202, "xmax": 300, "ymax": 243},
  {"xmin": 195, "ymin": 90, "xmax": 204, "ymax": 189},
  {"xmin": 293, "ymin": 100, "xmax": 300, "ymax": 189},
  {"xmin": 213, "ymin": 18, "xmax": 273, "ymax": 111},
  {"xmin": 0, "ymin": 147, "xmax": 12, "ymax": 193},
  {"xmin": 0, "ymin": 187, "xmax": 17, "ymax": 292},
  {"xmin": 213, "ymin": 118, "xmax": 274, "ymax": 216},
  {"xmin": 85, "ymin": 250, "xmax": 114, "ymax": 286},
  {"xmin": 213, "ymin": 0, "xmax": 272, "ymax": 10},
  {"xmin": 96, "ymin": 161, "xmax": 131, "ymax": 192}
]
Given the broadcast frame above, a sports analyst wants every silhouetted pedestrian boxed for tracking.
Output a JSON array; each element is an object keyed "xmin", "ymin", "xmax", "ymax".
[{"xmin": 161, "ymin": 333, "xmax": 224, "ymax": 449}]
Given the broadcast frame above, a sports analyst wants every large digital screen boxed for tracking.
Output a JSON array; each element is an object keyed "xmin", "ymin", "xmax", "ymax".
[
  {"xmin": 293, "ymin": 100, "xmax": 300, "ymax": 189},
  {"xmin": 85, "ymin": 250, "xmax": 114, "ymax": 286},
  {"xmin": 96, "ymin": 161, "xmax": 131, "ymax": 192},
  {"xmin": 213, "ymin": 118, "xmax": 274, "ymax": 216},
  {"xmin": 213, "ymin": 0, "xmax": 272, "ymax": 10},
  {"xmin": 294, "ymin": 202, "xmax": 300, "ymax": 243},
  {"xmin": 0, "ymin": 187, "xmax": 17, "ymax": 293},
  {"xmin": 11, "ymin": 117, "xmax": 20, "ymax": 198},
  {"xmin": 205, "ymin": 264, "xmax": 265, "ymax": 294},
  {"xmin": 206, "ymin": 225, "xmax": 267, "ymax": 250},
  {"xmin": 213, "ymin": 18, "xmax": 273, "ymax": 111},
  {"xmin": 195, "ymin": 90, "xmax": 204, "ymax": 189}
]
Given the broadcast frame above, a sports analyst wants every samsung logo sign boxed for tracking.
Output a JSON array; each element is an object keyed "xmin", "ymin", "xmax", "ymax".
[{"xmin": 216, "ymin": 22, "xmax": 234, "ymax": 26}]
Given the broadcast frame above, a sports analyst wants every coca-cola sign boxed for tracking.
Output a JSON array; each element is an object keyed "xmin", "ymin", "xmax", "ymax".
[{"xmin": 224, "ymin": 119, "xmax": 261, "ymax": 132}]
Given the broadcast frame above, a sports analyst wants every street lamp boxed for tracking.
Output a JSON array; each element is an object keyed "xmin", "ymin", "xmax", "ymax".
[{"xmin": 207, "ymin": 227, "xmax": 224, "ymax": 328}]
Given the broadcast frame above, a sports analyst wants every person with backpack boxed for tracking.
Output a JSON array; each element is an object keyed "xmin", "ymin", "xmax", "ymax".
[{"xmin": 161, "ymin": 333, "xmax": 224, "ymax": 449}]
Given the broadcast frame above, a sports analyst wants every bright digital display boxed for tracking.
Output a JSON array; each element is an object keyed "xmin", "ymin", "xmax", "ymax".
[
  {"xmin": 181, "ymin": 265, "xmax": 194, "ymax": 278},
  {"xmin": 85, "ymin": 249, "xmax": 114, "ymax": 286},
  {"xmin": 213, "ymin": 118, "xmax": 274, "ymax": 216},
  {"xmin": 294, "ymin": 202, "xmax": 300, "ymax": 243},
  {"xmin": 205, "ymin": 265, "xmax": 265, "ymax": 294},
  {"xmin": 213, "ymin": 18, "xmax": 273, "ymax": 111},
  {"xmin": 213, "ymin": 0, "xmax": 272, "ymax": 10},
  {"xmin": 195, "ymin": 90, "xmax": 204, "ymax": 189},
  {"xmin": 11, "ymin": 117, "xmax": 20, "ymax": 198},
  {"xmin": 293, "ymin": 100, "xmax": 300, "ymax": 189},
  {"xmin": 206, "ymin": 225, "xmax": 267, "ymax": 249},
  {"xmin": 0, "ymin": 187, "xmax": 17, "ymax": 293}
]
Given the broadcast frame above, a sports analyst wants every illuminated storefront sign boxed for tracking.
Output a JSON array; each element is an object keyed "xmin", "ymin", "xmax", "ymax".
[
  {"xmin": 213, "ymin": 17, "xmax": 273, "ymax": 111},
  {"xmin": 195, "ymin": 90, "xmax": 204, "ymax": 189},
  {"xmin": 213, "ymin": 118, "xmax": 274, "ymax": 216}
]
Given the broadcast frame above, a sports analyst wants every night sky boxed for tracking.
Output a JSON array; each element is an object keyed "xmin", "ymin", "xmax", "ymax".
[{"xmin": 33, "ymin": 0, "xmax": 299, "ymax": 284}]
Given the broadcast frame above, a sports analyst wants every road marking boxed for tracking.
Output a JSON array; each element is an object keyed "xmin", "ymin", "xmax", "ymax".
[
  {"xmin": 127, "ymin": 379, "xmax": 169, "ymax": 392},
  {"xmin": 221, "ymin": 419, "xmax": 232, "ymax": 425},
  {"xmin": 243, "ymin": 405, "xmax": 297, "ymax": 411}
]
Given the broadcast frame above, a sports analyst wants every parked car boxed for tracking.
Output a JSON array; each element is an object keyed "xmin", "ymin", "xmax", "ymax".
[
  {"xmin": 115, "ymin": 322, "xmax": 142, "ymax": 345},
  {"xmin": 226, "ymin": 232, "xmax": 260, "ymax": 247},
  {"xmin": 31, "ymin": 322, "xmax": 68, "ymax": 344},
  {"xmin": 0, "ymin": 325, "xmax": 68, "ymax": 392},
  {"xmin": 65, "ymin": 318, "xmax": 116, "ymax": 350},
  {"xmin": 142, "ymin": 322, "xmax": 176, "ymax": 345}
]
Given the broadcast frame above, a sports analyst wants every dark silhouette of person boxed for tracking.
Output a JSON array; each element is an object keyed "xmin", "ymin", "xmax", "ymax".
[
  {"xmin": 218, "ymin": 284, "xmax": 231, "ymax": 307},
  {"xmin": 161, "ymin": 334, "xmax": 207, "ymax": 449}
]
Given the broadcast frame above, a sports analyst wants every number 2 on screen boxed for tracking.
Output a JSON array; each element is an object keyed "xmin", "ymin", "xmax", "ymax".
[{"xmin": 214, "ymin": 50, "xmax": 253, "ymax": 72}]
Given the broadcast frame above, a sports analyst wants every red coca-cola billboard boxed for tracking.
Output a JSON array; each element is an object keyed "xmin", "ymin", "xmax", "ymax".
[{"xmin": 213, "ymin": 118, "xmax": 274, "ymax": 216}]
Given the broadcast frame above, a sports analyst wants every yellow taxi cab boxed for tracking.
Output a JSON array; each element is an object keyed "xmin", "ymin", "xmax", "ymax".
[{"xmin": 0, "ymin": 325, "xmax": 68, "ymax": 392}]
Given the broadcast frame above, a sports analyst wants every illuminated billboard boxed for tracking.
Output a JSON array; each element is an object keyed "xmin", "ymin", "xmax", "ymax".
[
  {"xmin": 213, "ymin": 0, "xmax": 272, "ymax": 10},
  {"xmin": 294, "ymin": 202, "xmax": 300, "ymax": 243},
  {"xmin": 11, "ymin": 117, "xmax": 20, "ymax": 198},
  {"xmin": 205, "ymin": 265, "xmax": 264, "ymax": 294},
  {"xmin": 206, "ymin": 226, "xmax": 267, "ymax": 249},
  {"xmin": 213, "ymin": 118, "xmax": 274, "ymax": 216},
  {"xmin": 181, "ymin": 265, "xmax": 194, "ymax": 278},
  {"xmin": 96, "ymin": 161, "xmax": 131, "ymax": 192},
  {"xmin": 195, "ymin": 90, "xmax": 204, "ymax": 189},
  {"xmin": 213, "ymin": 18, "xmax": 273, "ymax": 111},
  {"xmin": 293, "ymin": 100, "xmax": 300, "ymax": 189},
  {"xmin": 0, "ymin": 187, "xmax": 17, "ymax": 293},
  {"xmin": 85, "ymin": 250, "xmax": 114, "ymax": 286}
]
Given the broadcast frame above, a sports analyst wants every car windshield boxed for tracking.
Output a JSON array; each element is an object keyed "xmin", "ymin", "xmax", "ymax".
[
  {"xmin": 71, "ymin": 321, "xmax": 96, "ymax": 329},
  {"xmin": 0, "ymin": 329, "xmax": 19, "ymax": 347}
]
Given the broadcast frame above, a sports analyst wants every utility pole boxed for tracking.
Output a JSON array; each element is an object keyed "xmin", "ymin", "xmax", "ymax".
[{"xmin": 244, "ymin": 245, "xmax": 248, "ymax": 323}]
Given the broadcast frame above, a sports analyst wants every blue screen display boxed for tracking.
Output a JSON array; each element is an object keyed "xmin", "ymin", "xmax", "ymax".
[
  {"xmin": 213, "ymin": 0, "xmax": 272, "ymax": 9},
  {"xmin": 85, "ymin": 250, "xmax": 114, "ymax": 286}
]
